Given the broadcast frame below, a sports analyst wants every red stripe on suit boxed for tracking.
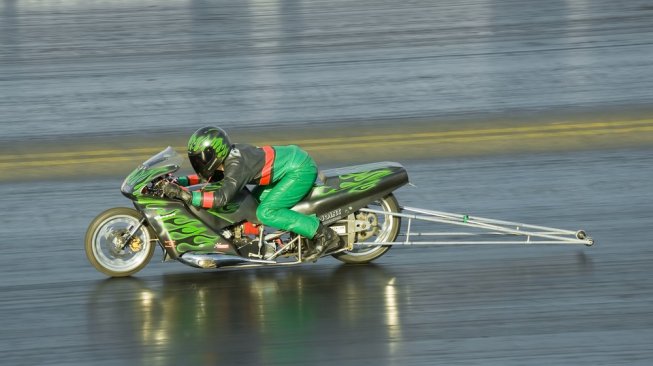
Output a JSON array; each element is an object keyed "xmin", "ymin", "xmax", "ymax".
[
  {"xmin": 201, "ymin": 192, "xmax": 214, "ymax": 209},
  {"xmin": 260, "ymin": 146, "xmax": 275, "ymax": 185}
]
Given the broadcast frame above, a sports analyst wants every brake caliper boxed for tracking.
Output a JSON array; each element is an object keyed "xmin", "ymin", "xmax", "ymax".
[{"xmin": 129, "ymin": 237, "xmax": 143, "ymax": 252}]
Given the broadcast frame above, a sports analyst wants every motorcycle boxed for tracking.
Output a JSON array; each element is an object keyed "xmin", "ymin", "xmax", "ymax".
[{"xmin": 85, "ymin": 146, "xmax": 409, "ymax": 277}]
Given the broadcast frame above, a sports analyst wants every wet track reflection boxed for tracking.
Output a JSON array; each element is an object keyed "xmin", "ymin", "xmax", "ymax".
[
  {"xmin": 84, "ymin": 256, "xmax": 609, "ymax": 366},
  {"xmin": 88, "ymin": 265, "xmax": 404, "ymax": 365}
]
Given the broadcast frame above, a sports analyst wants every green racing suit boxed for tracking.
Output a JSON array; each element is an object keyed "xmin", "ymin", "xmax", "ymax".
[{"xmin": 177, "ymin": 144, "xmax": 320, "ymax": 238}]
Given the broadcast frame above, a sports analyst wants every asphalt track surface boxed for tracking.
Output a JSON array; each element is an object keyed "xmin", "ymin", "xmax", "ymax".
[
  {"xmin": 1, "ymin": 0, "xmax": 653, "ymax": 365},
  {"xmin": 1, "ymin": 148, "xmax": 652, "ymax": 365},
  {"xmin": 2, "ymin": 0, "xmax": 653, "ymax": 142}
]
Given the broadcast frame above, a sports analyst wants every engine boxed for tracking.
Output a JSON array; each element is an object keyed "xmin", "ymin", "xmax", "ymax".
[{"xmin": 224, "ymin": 222, "xmax": 265, "ymax": 258}]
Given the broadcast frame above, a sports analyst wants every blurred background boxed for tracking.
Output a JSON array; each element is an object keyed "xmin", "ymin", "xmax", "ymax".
[{"xmin": 1, "ymin": 0, "xmax": 652, "ymax": 365}]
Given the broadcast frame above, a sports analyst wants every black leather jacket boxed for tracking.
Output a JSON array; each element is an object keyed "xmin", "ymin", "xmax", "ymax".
[{"xmin": 205, "ymin": 143, "xmax": 269, "ymax": 207}]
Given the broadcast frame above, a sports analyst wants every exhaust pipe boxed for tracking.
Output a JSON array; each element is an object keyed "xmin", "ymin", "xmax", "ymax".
[{"xmin": 178, "ymin": 252, "xmax": 276, "ymax": 269}]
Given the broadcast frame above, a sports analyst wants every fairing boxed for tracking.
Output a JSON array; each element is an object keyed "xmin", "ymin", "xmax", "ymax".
[
  {"xmin": 135, "ymin": 198, "xmax": 237, "ymax": 259},
  {"xmin": 121, "ymin": 147, "xmax": 183, "ymax": 199}
]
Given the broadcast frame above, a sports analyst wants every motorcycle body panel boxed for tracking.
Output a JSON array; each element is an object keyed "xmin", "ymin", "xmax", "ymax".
[
  {"xmin": 293, "ymin": 162, "xmax": 409, "ymax": 224},
  {"xmin": 134, "ymin": 197, "xmax": 237, "ymax": 260}
]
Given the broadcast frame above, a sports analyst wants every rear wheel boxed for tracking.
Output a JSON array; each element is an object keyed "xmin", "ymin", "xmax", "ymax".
[
  {"xmin": 333, "ymin": 194, "xmax": 401, "ymax": 264},
  {"xmin": 85, "ymin": 207, "xmax": 156, "ymax": 277}
]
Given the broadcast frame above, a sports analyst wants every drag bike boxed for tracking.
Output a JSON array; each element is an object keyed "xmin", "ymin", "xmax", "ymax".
[{"xmin": 85, "ymin": 147, "xmax": 409, "ymax": 277}]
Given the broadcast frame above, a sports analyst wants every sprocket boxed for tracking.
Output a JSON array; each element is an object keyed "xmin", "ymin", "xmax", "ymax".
[{"xmin": 355, "ymin": 211, "xmax": 379, "ymax": 241}]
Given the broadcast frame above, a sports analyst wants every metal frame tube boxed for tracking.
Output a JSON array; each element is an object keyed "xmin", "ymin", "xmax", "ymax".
[
  {"xmin": 404, "ymin": 206, "xmax": 578, "ymax": 234},
  {"xmin": 358, "ymin": 206, "xmax": 593, "ymax": 246}
]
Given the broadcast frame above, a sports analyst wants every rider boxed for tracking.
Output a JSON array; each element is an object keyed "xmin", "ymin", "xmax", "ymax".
[{"xmin": 162, "ymin": 126, "xmax": 341, "ymax": 262}]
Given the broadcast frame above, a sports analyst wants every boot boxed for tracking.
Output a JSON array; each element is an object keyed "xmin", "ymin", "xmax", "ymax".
[{"xmin": 303, "ymin": 223, "xmax": 341, "ymax": 262}]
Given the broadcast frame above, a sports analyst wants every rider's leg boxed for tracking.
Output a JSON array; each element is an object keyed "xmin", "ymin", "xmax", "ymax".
[
  {"xmin": 255, "ymin": 161, "xmax": 319, "ymax": 238},
  {"xmin": 255, "ymin": 157, "xmax": 340, "ymax": 261}
]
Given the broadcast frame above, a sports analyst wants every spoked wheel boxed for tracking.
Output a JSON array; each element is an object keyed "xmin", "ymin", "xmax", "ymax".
[
  {"xmin": 333, "ymin": 194, "xmax": 401, "ymax": 264},
  {"xmin": 85, "ymin": 207, "xmax": 156, "ymax": 277}
]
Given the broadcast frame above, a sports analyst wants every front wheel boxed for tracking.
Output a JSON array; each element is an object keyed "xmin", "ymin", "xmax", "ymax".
[
  {"xmin": 333, "ymin": 194, "xmax": 401, "ymax": 264},
  {"xmin": 85, "ymin": 207, "xmax": 156, "ymax": 277}
]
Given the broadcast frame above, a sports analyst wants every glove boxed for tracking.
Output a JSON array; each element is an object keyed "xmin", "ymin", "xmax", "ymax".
[{"xmin": 162, "ymin": 181, "xmax": 192, "ymax": 204}]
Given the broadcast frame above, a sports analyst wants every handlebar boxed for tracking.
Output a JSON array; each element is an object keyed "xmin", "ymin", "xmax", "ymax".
[{"xmin": 147, "ymin": 174, "xmax": 176, "ymax": 198}]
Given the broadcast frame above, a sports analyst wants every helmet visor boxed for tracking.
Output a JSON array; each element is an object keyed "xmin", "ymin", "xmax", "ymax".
[{"xmin": 188, "ymin": 149, "xmax": 215, "ymax": 180}]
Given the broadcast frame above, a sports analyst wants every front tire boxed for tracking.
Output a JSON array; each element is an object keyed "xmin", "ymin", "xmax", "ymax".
[
  {"xmin": 85, "ymin": 207, "xmax": 156, "ymax": 277},
  {"xmin": 333, "ymin": 194, "xmax": 401, "ymax": 264}
]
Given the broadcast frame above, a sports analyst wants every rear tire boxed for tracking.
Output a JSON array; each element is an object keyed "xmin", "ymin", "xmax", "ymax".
[
  {"xmin": 85, "ymin": 207, "xmax": 156, "ymax": 277},
  {"xmin": 333, "ymin": 194, "xmax": 401, "ymax": 264}
]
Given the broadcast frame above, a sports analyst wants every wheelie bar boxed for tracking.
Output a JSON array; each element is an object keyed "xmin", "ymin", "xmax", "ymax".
[{"xmin": 354, "ymin": 206, "xmax": 594, "ymax": 246}]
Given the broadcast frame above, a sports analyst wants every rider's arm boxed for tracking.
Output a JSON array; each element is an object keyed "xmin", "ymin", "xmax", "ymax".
[
  {"xmin": 187, "ymin": 149, "xmax": 254, "ymax": 209},
  {"xmin": 177, "ymin": 170, "xmax": 224, "ymax": 187}
]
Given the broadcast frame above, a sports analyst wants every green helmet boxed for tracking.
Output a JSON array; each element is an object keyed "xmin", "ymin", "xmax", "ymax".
[{"xmin": 187, "ymin": 126, "xmax": 232, "ymax": 180}]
